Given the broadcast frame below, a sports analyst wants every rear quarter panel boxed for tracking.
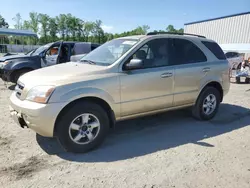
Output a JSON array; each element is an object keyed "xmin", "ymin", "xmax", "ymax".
[{"xmin": 199, "ymin": 60, "xmax": 230, "ymax": 97}]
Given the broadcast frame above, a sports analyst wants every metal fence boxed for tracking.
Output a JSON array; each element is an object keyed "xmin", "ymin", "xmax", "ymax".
[{"xmin": 0, "ymin": 44, "xmax": 40, "ymax": 54}]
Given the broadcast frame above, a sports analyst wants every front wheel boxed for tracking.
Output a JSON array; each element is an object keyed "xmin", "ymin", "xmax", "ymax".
[
  {"xmin": 56, "ymin": 101, "xmax": 110, "ymax": 153},
  {"xmin": 11, "ymin": 69, "xmax": 32, "ymax": 83},
  {"xmin": 192, "ymin": 87, "xmax": 220, "ymax": 120}
]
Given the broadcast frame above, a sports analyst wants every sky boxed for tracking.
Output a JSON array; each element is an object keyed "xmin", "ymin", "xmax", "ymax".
[{"xmin": 0, "ymin": 0, "xmax": 249, "ymax": 33}]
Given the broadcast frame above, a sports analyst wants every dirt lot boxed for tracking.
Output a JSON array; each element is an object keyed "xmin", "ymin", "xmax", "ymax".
[{"xmin": 0, "ymin": 79, "xmax": 250, "ymax": 188}]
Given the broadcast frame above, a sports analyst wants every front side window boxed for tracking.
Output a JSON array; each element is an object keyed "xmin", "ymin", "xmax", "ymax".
[
  {"xmin": 172, "ymin": 39, "xmax": 207, "ymax": 65},
  {"xmin": 46, "ymin": 46, "xmax": 59, "ymax": 56},
  {"xmin": 80, "ymin": 39, "xmax": 138, "ymax": 66},
  {"xmin": 126, "ymin": 39, "xmax": 170, "ymax": 69},
  {"xmin": 31, "ymin": 43, "xmax": 53, "ymax": 56}
]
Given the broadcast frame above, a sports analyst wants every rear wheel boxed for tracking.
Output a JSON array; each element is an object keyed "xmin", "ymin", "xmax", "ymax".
[
  {"xmin": 56, "ymin": 101, "xmax": 109, "ymax": 153},
  {"xmin": 192, "ymin": 87, "xmax": 220, "ymax": 120},
  {"xmin": 236, "ymin": 76, "xmax": 241, "ymax": 83}
]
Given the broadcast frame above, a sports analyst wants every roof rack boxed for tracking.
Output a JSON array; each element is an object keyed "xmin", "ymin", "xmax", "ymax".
[{"xmin": 146, "ymin": 32, "xmax": 206, "ymax": 38}]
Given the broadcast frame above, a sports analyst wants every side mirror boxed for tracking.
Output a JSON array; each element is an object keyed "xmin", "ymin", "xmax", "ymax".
[{"xmin": 125, "ymin": 59, "xmax": 143, "ymax": 70}]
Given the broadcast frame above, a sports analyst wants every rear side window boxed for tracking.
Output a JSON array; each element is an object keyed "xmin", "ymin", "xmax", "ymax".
[
  {"xmin": 202, "ymin": 41, "xmax": 226, "ymax": 60},
  {"xmin": 172, "ymin": 39, "xmax": 207, "ymax": 65}
]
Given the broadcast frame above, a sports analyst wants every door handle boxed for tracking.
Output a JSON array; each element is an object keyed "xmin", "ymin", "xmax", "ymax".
[
  {"xmin": 161, "ymin": 72, "xmax": 173, "ymax": 78},
  {"xmin": 203, "ymin": 67, "xmax": 211, "ymax": 72}
]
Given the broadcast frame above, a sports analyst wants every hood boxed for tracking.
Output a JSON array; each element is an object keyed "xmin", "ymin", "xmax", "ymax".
[
  {"xmin": 0, "ymin": 54, "xmax": 31, "ymax": 62},
  {"xmin": 19, "ymin": 62, "xmax": 108, "ymax": 87}
]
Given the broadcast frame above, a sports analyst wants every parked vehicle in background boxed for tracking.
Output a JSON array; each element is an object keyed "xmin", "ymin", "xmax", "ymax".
[
  {"xmin": 225, "ymin": 51, "xmax": 249, "ymax": 83},
  {"xmin": 225, "ymin": 51, "xmax": 244, "ymax": 70},
  {"xmin": 0, "ymin": 41, "xmax": 99, "ymax": 83},
  {"xmin": 70, "ymin": 43, "xmax": 100, "ymax": 62},
  {"xmin": 9, "ymin": 32, "xmax": 230, "ymax": 153}
]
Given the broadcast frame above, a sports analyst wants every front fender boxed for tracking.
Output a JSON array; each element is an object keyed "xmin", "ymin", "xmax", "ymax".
[
  {"xmin": 49, "ymin": 87, "xmax": 116, "ymax": 111},
  {"xmin": 4, "ymin": 60, "xmax": 41, "ymax": 71}
]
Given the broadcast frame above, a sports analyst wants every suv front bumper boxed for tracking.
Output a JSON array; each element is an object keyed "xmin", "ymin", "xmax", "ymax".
[{"xmin": 9, "ymin": 92, "xmax": 66, "ymax": 137}]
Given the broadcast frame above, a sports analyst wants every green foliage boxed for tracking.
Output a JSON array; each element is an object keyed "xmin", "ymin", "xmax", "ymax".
[
  {"xmin": 0, "ymin": 14, "xmax": 9, "ymax": 28},
  {"xmin": 12, "ymin": 13, "xmax": 22, "ymax": 29},
  {"xmin": 0, "ymin": 13, "xmax": 184, "ymax": 45},
  {"xmin": 166, "ymin": 24, "xmax": 184, "ymax": 33}
]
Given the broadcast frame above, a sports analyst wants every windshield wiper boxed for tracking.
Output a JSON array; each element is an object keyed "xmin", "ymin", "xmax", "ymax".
[{"xmin": 80, "ymin": 59, "xmax": 96, "ymax": 65}]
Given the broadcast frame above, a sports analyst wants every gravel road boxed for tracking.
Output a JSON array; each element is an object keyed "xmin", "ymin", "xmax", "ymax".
[{"xmin": 0, "ymin": 79, "xmax": 250, "ymax": 188}]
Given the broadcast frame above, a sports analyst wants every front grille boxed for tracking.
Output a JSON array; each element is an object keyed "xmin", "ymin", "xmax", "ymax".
[{"xmin": 15, "ymin": 82, "xmax": 25, "ymax": 98}]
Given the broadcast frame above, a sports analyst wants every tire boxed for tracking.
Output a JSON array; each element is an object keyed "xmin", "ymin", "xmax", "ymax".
[
  {"xmin": 236, "ymin": 77, "xmax": 241, "ymax": 84},
  {"xmin": 11, "ymin": 69, "xmax": 31, "ymax": 83},
  {"xmin": 192, "ymin": 87, "xmax": 220, "ymax": 121},
  {"xmin": 56, "ymin": 101, "xmax": 110, "ymax": 153},
  {"xmin": 245, "ymin": 78, "xmax": 250, "ymax": 83}
]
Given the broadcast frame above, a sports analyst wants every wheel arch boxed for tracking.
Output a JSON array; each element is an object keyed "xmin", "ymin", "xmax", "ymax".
[
  {"xmin": 9, "ymin": 67, "xmax": 34, "ymax": 82},
  {"xmin": 197, "ymin": 81, "xmax": 223, "ymax": 104},
  {"xmin": 54, "ymin": 96, "xmax": 116, "ymax": 136}
]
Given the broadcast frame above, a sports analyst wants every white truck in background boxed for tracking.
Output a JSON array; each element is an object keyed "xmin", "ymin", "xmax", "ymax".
[{"xmin": 225, "ymin": 51, "xmax": 244, "ymax": 70}]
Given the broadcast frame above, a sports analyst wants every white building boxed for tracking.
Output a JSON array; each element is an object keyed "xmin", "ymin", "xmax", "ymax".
[{"xmin": 184, "ymin": 12, "xmax": 250, "ymax": 58}]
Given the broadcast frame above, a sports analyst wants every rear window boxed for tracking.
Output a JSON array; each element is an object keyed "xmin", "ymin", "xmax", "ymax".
[{"xmin": 202, "ymin": 41, "xmax": 226, "ymax": 60}]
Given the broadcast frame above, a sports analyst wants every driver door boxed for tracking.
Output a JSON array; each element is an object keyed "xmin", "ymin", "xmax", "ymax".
[
  {"xmin": 41, "ymin": 42, "xmax": 62, "ymax": 67},
  {"xmin": 120, "ymin": 38, "xmax": 174, "ymax": 117}
]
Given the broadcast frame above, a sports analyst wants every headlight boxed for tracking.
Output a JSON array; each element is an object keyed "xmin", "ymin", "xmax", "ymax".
[
  {"xmin": 3, "ymin": 61, "xmax": 11, "ymax": 65},
  {"xmin": 26, "ymin": 86, "xmax": 55, "ymax": 104}
]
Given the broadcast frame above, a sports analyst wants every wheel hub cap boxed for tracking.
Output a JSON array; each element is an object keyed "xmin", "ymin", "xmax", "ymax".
[
  {"xmin": 68, "ymin": 113, "xmax": 100, "ymax": 145},
  {"xmin": 81, "ymin": 125, "xmax": 88, "ymax": 131},
  {"xmin": 203, "ymin": 94, "xmax": 217, "ymax": 115}
]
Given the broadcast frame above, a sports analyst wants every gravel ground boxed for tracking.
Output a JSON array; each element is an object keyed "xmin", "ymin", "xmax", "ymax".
[{"xmin": 0, "ymin": 79, "xmax": 250, "ymax": 188}]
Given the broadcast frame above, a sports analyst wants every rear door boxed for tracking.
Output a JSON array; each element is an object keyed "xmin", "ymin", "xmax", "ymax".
[{"xmin": 171, "ymin": 38, "xmax": 208, "ymax": 106}]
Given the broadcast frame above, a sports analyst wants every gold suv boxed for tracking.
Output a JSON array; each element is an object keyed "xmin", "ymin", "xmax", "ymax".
[{"xmin": 9, "ymin": 32, "xmax": 230, "ymax": 153}]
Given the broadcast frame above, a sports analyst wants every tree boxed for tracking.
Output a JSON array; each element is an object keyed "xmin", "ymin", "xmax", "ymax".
[
  {"xmin": 66, "ymin": 14, "xmax": 83, "ymax": 40},
  {"xmin": 76, "ymin": 18, "xmax": 84, "ymax": 41},
  {"xmin": 56, "ymin": 14, "xmax": 67, "ymax": 39},
  {"xmin": 93, "ymin": 20, "xmax": 104, "ymax": 43},
  {"xmin": 12, "ymin": 13, "xmax": 22, "ymax": 29},
  {"xmin": 141, "ymin": 25, "xmax": 150, "ymax": 34},
  {"xmin": 22, "ymin": 20, "xmax": 30, "ymax": 30},
  {"xmin": 166, "ymin": 24, "xmax": 183, "ymax": 33},
  {"xmin": 166, "ymin": 25, "xmax": 176, "ymax": 32},
  {"xmin": 178, "ymin": 28, "xmax": 184, "ymax": 33},
  {"xmin": 0, "ymin": 14, "xmax": 9, "ymax": 28},
  {"xmin": 29, "ymin": 12, "xmax": 39, "ymax": 33},
  {"xmin": 83, "ymin": 21, "xmax": 94, "ymax": 42},
  {"xmin": 48, "ymin": 18, "xmax": 58, "ymax": 42},
  {"xmin": 39, "ymin": 14, "xmax": 50, "ymax": 43}
]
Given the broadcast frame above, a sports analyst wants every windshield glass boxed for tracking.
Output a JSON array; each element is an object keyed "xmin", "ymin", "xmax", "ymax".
[
  {"xmin": 80, "ymin": 39, "xmax": 138, "ymax": 66},
  {"xmin": 25, "ymin": 48, "xmax": 36, "ymax": 55},
  {"xmin": 31, "ymin": 43, "xmax": 52, "ymax": 56}
]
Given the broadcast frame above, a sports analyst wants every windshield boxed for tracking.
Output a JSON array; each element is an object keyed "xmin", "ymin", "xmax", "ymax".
[
  {"xmin": 25, "ymin": 48, "xmax": 37, "ymax": 55},
  {"xmin": 31, "ymin": 43, "xmax": 52, "ymax": 56},
  {"xmin": 80, "ymin": 39, "xmax": 138, "ymax": 66}
]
